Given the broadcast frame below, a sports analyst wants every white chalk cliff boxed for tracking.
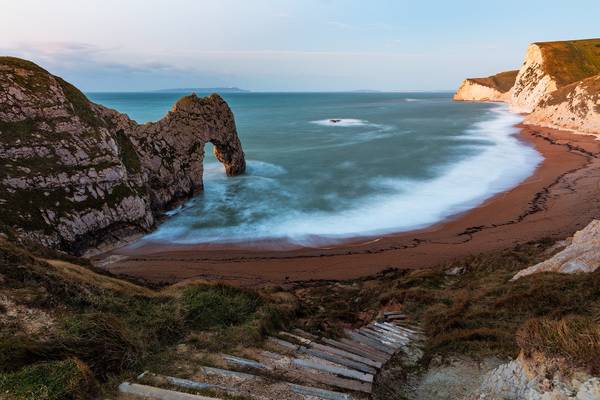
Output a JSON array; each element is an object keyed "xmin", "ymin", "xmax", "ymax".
[{"xmin": 454, "ymin": 38, "xmax": 600, "ymax": 134}]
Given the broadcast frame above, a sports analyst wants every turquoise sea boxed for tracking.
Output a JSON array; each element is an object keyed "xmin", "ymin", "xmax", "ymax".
[{"xmin": 87, "ymin": 92, "xmax": 542, "ymax": 245}]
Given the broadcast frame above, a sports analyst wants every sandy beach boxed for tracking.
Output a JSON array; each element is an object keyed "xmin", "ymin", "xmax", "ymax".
[{"xmin": 95, "ymin": 124, "xmax": 600, "ymax": 287}]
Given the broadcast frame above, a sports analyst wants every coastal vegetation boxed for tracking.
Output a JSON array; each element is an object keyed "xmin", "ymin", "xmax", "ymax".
[
  {"xmin": 2, "ymin": 232, "xmax": 599, "ymax": 398},
  {"xmin": 0, "ymin": 236, "xmax": 295, "ymax": 398}
]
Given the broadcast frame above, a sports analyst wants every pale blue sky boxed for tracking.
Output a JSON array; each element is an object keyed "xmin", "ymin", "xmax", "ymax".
[{"xmin": 1, "ymin": 0, "xmax": 599, "ymax": 91}]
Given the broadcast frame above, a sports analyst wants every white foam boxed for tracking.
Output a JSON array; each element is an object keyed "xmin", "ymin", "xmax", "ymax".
[
  {"xmin": 145, "ymin": 105, "xmax": 542, "ymax": 245},
  {"xmin": 311, "ymin": 118, "xmax": 373, "ymax": 127}
]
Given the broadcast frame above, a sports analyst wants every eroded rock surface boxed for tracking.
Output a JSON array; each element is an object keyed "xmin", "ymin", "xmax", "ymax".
[
  {"xmin": 475, "ymin": 353, "xmax": 600, "ymax": 400},
  {"xmin": 512, "ymin": 220, "xmax": 600, "ymax": 280},
  {"xmin": 0, "ymin": 57, "xmax": 245, "ymax": 254},
  {"xmin": 526, "ymin": 74, "xmax": 600, "ymax": 135}
]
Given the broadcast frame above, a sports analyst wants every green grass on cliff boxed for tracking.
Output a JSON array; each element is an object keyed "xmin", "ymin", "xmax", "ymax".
[
  {"xmin": 469, "ymin": 70, "xmax": 519, "ymax": 93},
  {"xmin": 537, "ymin": 38, "xmax": 600, "ymax": 86},
  {"xmin": 0, "ymin": 359, "xmax": 94, "ymax": 400},
  {"xmin": 0, "ymin": 238, "xmax": 295, "ymax": 398}
]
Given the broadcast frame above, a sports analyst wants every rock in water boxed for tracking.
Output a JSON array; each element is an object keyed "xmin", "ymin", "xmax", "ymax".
[{"xmin": 0, "ymin": 57, "xmax": 245, "ymax": 255}]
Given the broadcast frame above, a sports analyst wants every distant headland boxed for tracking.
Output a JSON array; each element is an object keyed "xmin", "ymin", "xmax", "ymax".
[{"xmin": 155, "ymin": 87, "xmax": 250, "ymax": 93}]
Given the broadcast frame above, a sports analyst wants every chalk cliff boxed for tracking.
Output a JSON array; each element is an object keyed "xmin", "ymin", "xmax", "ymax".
[
  {"xmin": 453, "ymin": 70, "xmax": 518, "ymax": 102},
  {"xmin": 454, "ymin": 38, "xmax": 600, "ymax": 134},
  {"xmin": 525, "ymin": 73, "xmax": 600, "ymax": 135},
  {"xmin": 0, "ymin": 57, "xmax": 245, "ymax": 255}
]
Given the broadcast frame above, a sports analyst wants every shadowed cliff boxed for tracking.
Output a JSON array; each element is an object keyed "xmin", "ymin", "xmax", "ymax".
[{"xmin": 0, "ymin": 56, "xmax": 245, "ymax": 255}]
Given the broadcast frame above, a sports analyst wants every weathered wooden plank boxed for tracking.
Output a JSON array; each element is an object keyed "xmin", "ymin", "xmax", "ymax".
[
  {"xmin": 373, "ymin": 322, "xmax": 412, "ymax": 338},
  {"xmin": 383, "ymin": 311, "xmax": 405, "ymax": 317},
  {"xmin": 223, "ymin": 355, "xmax": 268, "ymax": 370},
  {"xmin": 280, "ymin": 331, "xmax": 311, "ymax": 345},
  {"xmin": 383, "ymin": 322, "xmax": 421, "ymax": 335},
  {"xmin": 292, "ymin": 369, "xmax": 372, "ymax": 394},
  {"xmin": 267, "ymin": 336, "xmax": 299, "ymax": 352},
  {"xmin": 359, "ymin": 328, "xmax": 404, "ymax": 348},
  {"xmin": 140, "ymin": 374, "xmax": 234, "ymax": 395},
  {"xmin": 323, "ymin": 337, "xmax": 388, "ymax": 362},
  {"xmin": 118, "ymin": 382, "xmax": 221, "ymax": 400},
  {"xmin": 344, "ymin": 330, "xmax": 395, "ymax": 354},
  {"xmin": 292, "ymin": 358, "xmax": 373, "ymax": 383},
  {"xmin": 288, "ymin": 383, "xmax": 353, "ymax": 400},
  {"xmin": 292, "ymin": 328, "xmax": 319, "ymax": 341},
  {"xmin": 334, "ymin": 338, "xmax": 390, "ymax": 362},
  {"xmin": 368, "ymin": 325, "xmax": 410, "ymax": 343},
  {"xmin": 198, "ymin": 366, "xmax": 259, "ymax": 381},
  {"xmin": 310, "ymin": 341, "xmax": 383, "ymax": 369},
  {"xmin": 301, "ymin": 347, "xmax": 377, "ymax": 374}
]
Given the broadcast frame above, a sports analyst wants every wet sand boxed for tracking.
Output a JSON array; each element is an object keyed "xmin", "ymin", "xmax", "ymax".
[{"xmin": 95, "ymin": 125, "xmax": 600, "ymax": 287}]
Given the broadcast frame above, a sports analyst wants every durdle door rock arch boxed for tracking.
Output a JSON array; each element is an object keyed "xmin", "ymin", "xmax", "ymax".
[
  {"xmin": 107, "ymin": 93, "xmax": 246, "ymax": 211},
  {"xmin": 0, "ymin": 57, "xmax": 245, "ymax": 255}
]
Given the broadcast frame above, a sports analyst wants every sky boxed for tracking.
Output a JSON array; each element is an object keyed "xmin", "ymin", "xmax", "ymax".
[{"xmin": 1, "ymin": 0, "xmax": 599, "ymax": 92}]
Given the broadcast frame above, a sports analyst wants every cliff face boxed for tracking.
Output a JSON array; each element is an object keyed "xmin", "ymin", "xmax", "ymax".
[
  {"xmin": 0, "ymin": 57, "xmax": 245, "ymax": 255},
  {"xmin": 509, "ymin": 43, "xmax": 559, "ymax": 112},
  {"xmin": 510, "ymin": 40, "xmax": 600, "ymax": 112},
  {"xmin": 525, "ymin": 73, "xmax": 600, "ymax": 135},
  {"xmin": 453, "ymin": 70, "xmax": 518, "ymax": 102},
  {"xmin": 454, "ymin": 38, "xmax": 600, "ymax": 135}
]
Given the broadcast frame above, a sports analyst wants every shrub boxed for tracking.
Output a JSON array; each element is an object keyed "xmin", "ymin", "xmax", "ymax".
[
  {"xmin": 60, "ymin": 313, "xmax": 142, "ymax": 378},
  {"xmin": 181, "ymin": 284, "xmax": 262, "ymax": 329},
  {"xmin": 0, "ymin": 358, "xmax": 94, "ymax": 400}
]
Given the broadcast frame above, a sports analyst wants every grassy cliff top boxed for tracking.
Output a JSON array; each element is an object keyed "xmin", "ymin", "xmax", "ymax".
[
  {"xmin": 469, "ymin": 70, "xmax": 519, "ymax": 93},
  {"xmin": 535, "ymin": 38, "xmax": 600, "ymax": 86}
]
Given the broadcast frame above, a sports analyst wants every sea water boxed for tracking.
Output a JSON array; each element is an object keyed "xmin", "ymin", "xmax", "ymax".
[{"xmin": 87, "ymin": 92, "xmax": 542, "ymax": 246}]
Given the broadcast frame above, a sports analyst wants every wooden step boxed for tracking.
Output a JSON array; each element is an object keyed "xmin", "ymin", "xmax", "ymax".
[
  {"xmin": 118, "ymin": 382, "xmax": 221, "ymax": 400},
  {"xmin": 139, "ymin": 370, "xmax": 356, "ymax": 400},
  {"xmin": 383, "ymin": 311, "xmax": 405, "ymax": 318},
  {"xmin": 292, "ymin": 328, "xmax": 319, "ymax": 341},
  {"xmin": 344, "ymin": 330, "xmax": 395, "ymax": 354},
  {"xmin": 329, "ymin": 337, "xmax": 389, "ymax": 362},
  {"xmin": 138, "ymin": 372, "xmax": 230, "ymax": 393},
  {"xmin": 368, "ymin": 324, "xmax": 410, "ymax": 343},
  {"xmin": 222, "ymin": 354, "xmax": 269, "ymax": 370},
  {"xmin": 288, "ymin": 383, "xmax": 354, "ymax": 400},
  {"xmin": 197, "ymin": 366, "xmax": 260, "ymax": 381},
  {"xmin": 309, "ymin": 341, "xmax": 383, "ymax": 369},
  {"xmin": 358, "ymin": 328, "xmax": 404, "ymax": 349},
  {"xmin": 300, "ymin": 346, "xmax": 377, "ymax": 375},
  {"xmin": 292, "ymin": 368, "xmax": 372, "ymax": 394},
  {"xmin": 291, "ymin": 358, "xmax": 373, "ymax": 383}
]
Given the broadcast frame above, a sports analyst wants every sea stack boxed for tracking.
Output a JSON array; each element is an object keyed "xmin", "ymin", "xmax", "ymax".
[{"xmin": 0, "ymin": 57, "xmax": 245, "ymax": 255}]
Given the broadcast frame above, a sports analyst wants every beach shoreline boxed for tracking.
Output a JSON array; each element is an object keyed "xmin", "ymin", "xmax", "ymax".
[{"xmin": 94, "ymin": 124, "xmax": 600, "ymax": 287}]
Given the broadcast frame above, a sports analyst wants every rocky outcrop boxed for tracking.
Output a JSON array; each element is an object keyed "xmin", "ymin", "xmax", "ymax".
[
  {"xmin": 525, "ymin": 73, "xmax": 600, "ymax": 135},
  {"xmin": 0, "ymin": 57, "xmax": 245, "ymax": 255},
  {"xmin": 512, "ymin": 220, "xmax": 600, "ymax": 280},
  {"xmin": 453, "ymin": 70, "xmax": 518, "ymax": 102},
  {"xmin": 476, "ymin": 354, "xmax": 600, "ymax": 400}
]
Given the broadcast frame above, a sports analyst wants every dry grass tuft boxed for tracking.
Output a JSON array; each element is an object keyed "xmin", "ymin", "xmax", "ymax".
[{"xmin": 517, "ymin": 315, "xmax": 600, "ymax": 374}]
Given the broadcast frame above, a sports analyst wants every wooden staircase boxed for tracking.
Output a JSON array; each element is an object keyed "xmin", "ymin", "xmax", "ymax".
[{"xmin": 118, "ymin": 312, "xmax": 423, "ymax": 400}]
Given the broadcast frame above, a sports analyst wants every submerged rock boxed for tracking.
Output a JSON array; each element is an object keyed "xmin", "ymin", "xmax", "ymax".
[{"xmin": 0, "ymin": 57, "xmax": 245, "ymax": 255}]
